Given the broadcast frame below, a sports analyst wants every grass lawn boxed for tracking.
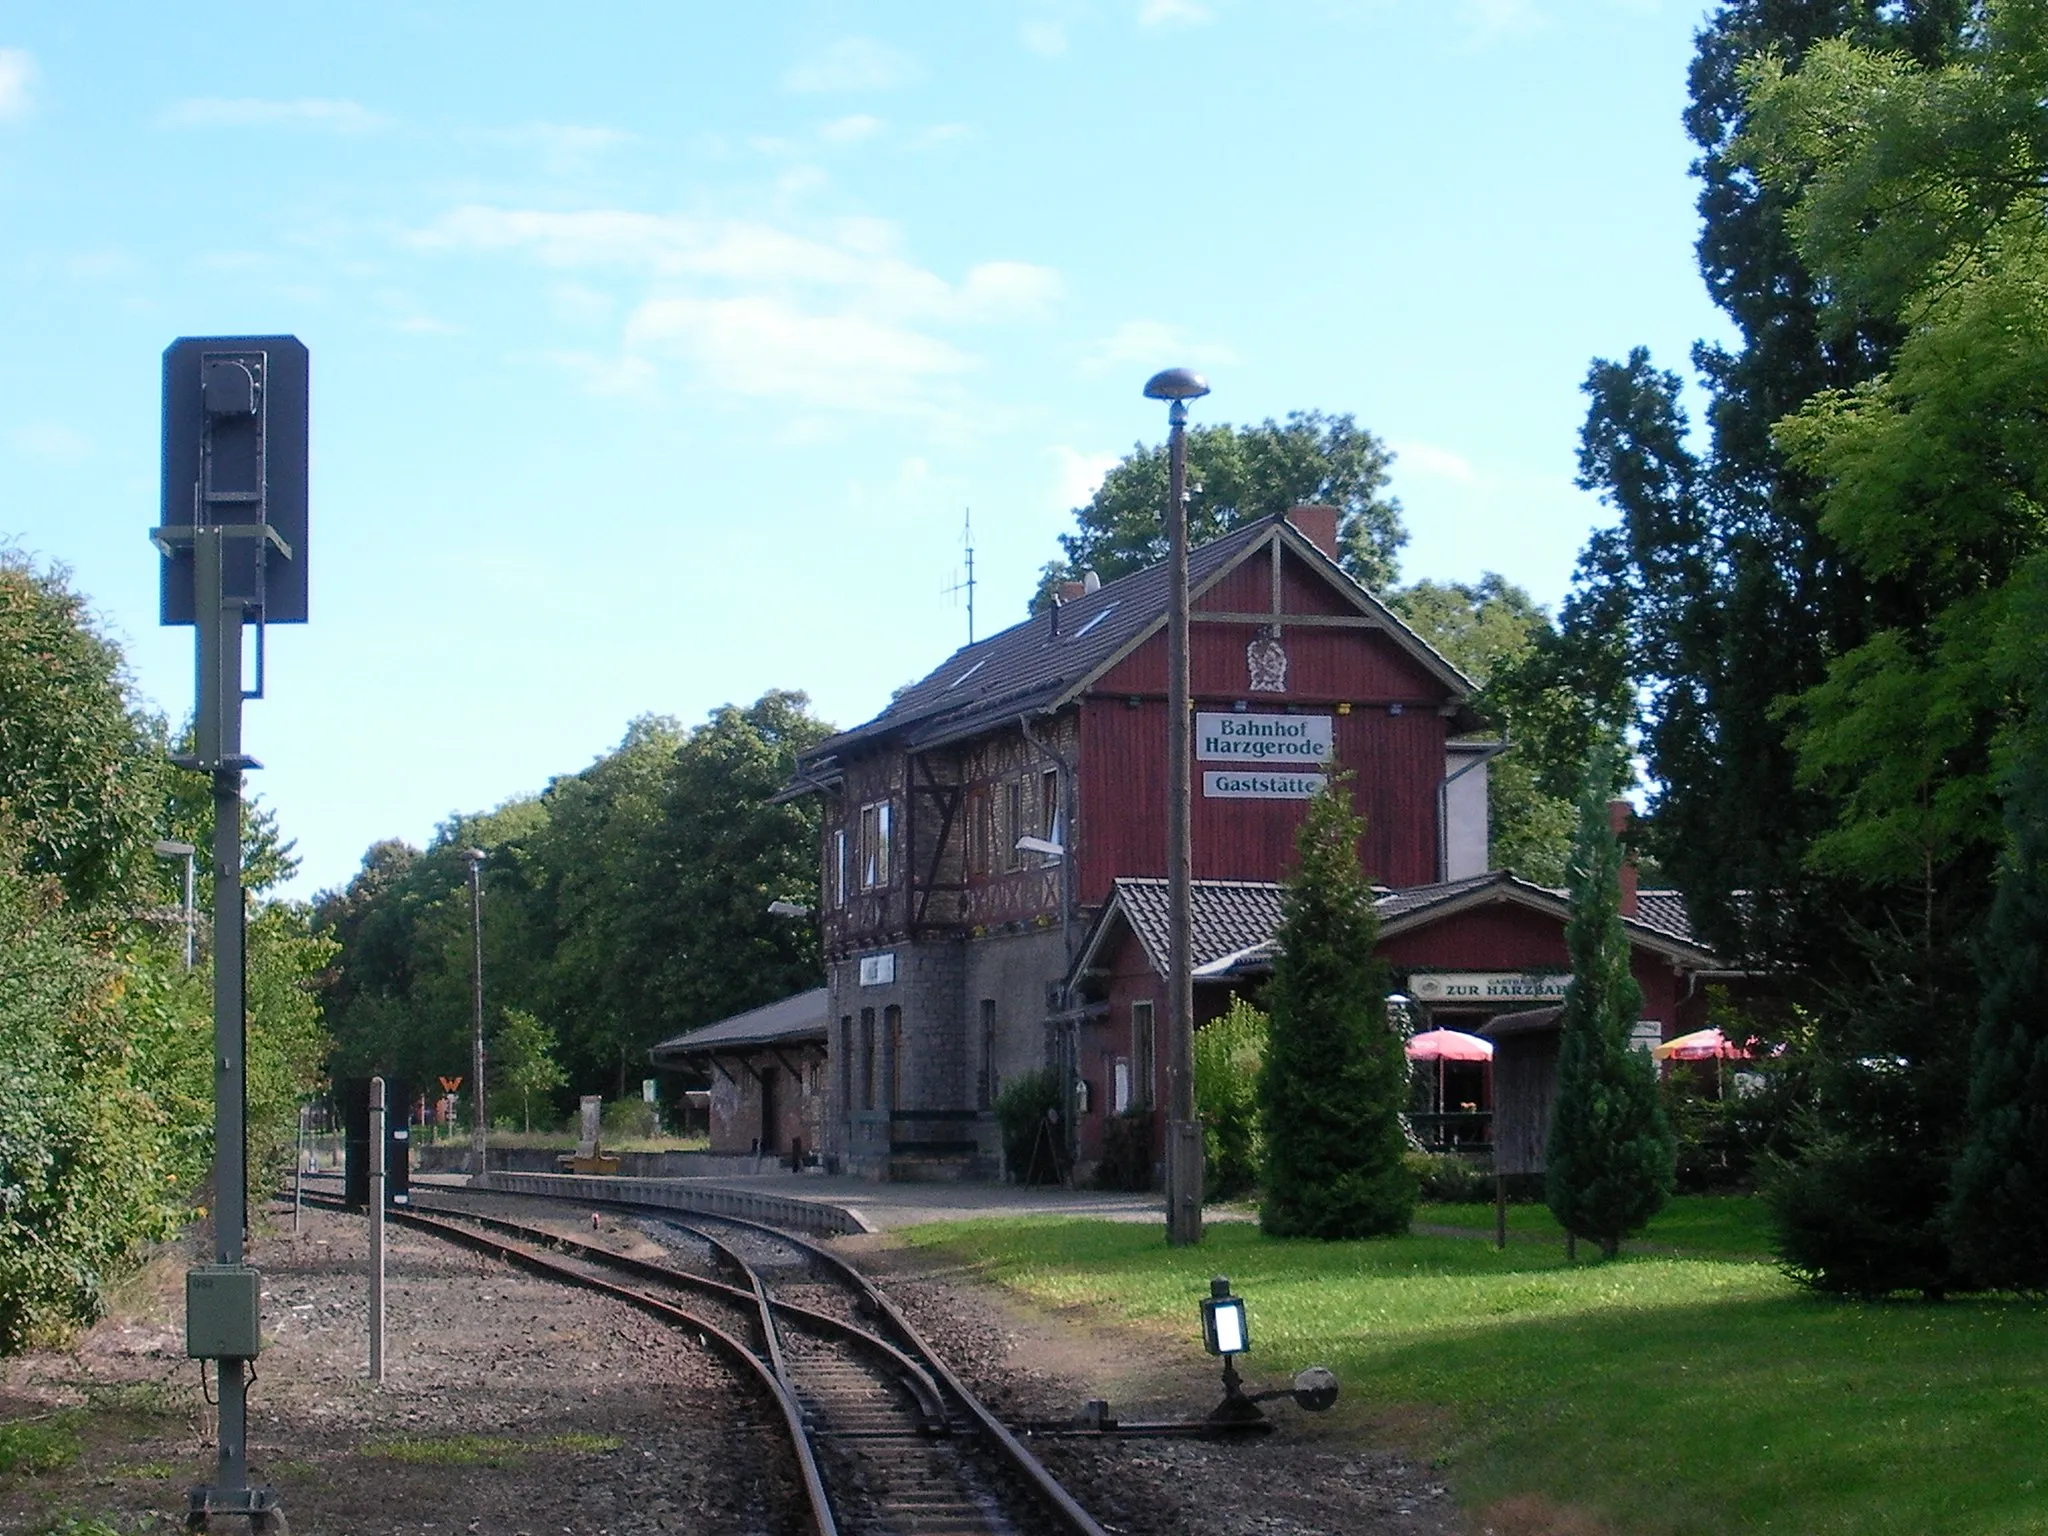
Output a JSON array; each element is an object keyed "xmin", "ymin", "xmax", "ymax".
[
  {"xmin": 902, "ymin": 1200, "xmax": 2048, "ymax": 1535},
  {"xmin": 1416, "ymin": 1193, "xmax": 1778, "ymax": 1259}
]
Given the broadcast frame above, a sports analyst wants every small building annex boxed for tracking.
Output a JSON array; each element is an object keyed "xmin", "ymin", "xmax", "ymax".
[{"xmin": 648, "ymin": 988, "xmax": 828, "ymax": 1162}]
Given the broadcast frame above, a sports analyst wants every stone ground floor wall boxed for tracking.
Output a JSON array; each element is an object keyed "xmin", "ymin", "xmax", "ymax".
[{"xmin": 825, "ymin": 926, "xmax": 1074, "ymax": 1179}]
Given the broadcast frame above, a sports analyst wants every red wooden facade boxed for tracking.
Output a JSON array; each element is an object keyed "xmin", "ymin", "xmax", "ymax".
[{"xmin": 794, "ymin": 508, "xmax": 1553, "ymax": 1179}]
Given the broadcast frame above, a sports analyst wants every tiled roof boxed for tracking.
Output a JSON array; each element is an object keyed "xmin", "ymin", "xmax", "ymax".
[
  {"xmin": 1083, "ymin": 872, "xmax": 1715, "ymax": 982},
  {"xmin": 1632, "ymin": 889, "xmax": 1694, "ymax": 945},
  {"xmin": 1376, "ymin": 871, "xmax": 1504, "ymax": 923},
  {"xmin": 1108, "ymin": 877, "xmax": 1288, "ymax": 975},
  {"xmin": 647, "ymin": 987, "xmax": 828, "ymax": 1064},
  {"xmin": 797, "ymin": 514, "xmax": 1476, "ymax": 772},
  {"xmin": 810, "ymin": 521, "xmax": 1274, "ymax": 763}
]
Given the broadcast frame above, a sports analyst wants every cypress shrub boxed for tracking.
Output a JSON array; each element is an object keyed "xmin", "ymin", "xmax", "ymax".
[
  {"xmin": 1545, "ymin": 755, "xmax": 1674, "ymax": 1257},
  {"xmin": 1763, "ymin": 926, "xmax": 1972, "ymax": 1298},
  {"xmin": 1259, "ymin": 772, "xmax": 1415, "ymax": 1239},
  {"xmin": 1950, "ymin": 756, "xmax": 2048, "ymax": 1291}
]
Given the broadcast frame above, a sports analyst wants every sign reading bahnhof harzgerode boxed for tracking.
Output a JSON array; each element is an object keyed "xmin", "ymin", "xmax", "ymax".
[{"xmin": 1197, "ymin": 713, "xmax": 1331, "ymax": 797}]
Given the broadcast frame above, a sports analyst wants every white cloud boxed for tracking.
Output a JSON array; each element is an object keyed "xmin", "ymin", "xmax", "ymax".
[
  {"xmin": 626, "ymin": 296, "xmax": 974, "ymax": 414},
  {"xmin": 161, "ymin": 96, "xmax": 389, "ymax": 132},
  {"xmin": 483, "ymin": 122, "xmax": 632, "ymax": 154},
  {"xmin": 958, "ymin": 261, "xmax": 1065, "ymax": 319},
  {"xmin": 1459, "ymin": 0, "xmax": 1543, "ymax": 40},
  {"xmin": 414, "ymin": 204, "xmax": 1061, "ymax": 416},
  {"xmin": 1138, "ymin": 0, "xmax": 1213, "ymax": 25},
  {"xmin": 821, "ymin": 113, "xmax": 883, "ymax": 145},
  {"xmin": 1390, "ymin": 440, "xmax": 1479, "ymax": 484},
  {"xmin": 1079, "ymin": 318, "xmax": 1238, "ymax": 374},
  {"xmin": 782, "ymin": 37, "xmax": 921, "ymax": 93},
  {"xmin": 6, "ymin": 423, "xmax": 91, "ymax": 461},
  {"xmin": 65, "ymin": 249, "xmax": 139, "ymax": 281},
  {"xmin": 0, "ymin": 49, "xmax": 32, "ymax": 119},
  {"xmin": 912, "ymin": 123, "xmax": 972, "ymax": 150},
  {"xmin": 1021, "ymin": 19, "xmax": 1069, "ymax": 55},
  {"xmin": 1049, "ymin": 445, "xmax": 1120, "ymax": 510},
  {"xmin": 413, "ymin": 206, "xmax": 1059, "ymax": 324},
  {"xmin": 476, "ymin": 122, "xmax": 634, "ymax": 172},
  {"xmin": 537, "ymin": 350, "xmax": 659, "ymax": 399}
]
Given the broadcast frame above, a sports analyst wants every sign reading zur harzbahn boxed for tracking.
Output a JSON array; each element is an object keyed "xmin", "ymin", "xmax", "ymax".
[{"xmin": 1196, "ymin": 711, "xmax": 1331, "ymax": 798}]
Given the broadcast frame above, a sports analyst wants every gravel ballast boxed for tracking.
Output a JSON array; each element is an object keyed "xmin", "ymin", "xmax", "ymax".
[{"xmin": 1, "ymin": 1197, "xmax": 1472, "ymax": 1535}]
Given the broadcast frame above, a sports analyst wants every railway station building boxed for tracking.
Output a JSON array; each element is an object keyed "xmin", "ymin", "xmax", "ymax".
[{"xmin": 782, "ymin": 506, "xmax": 1725, "ymax": 1182}]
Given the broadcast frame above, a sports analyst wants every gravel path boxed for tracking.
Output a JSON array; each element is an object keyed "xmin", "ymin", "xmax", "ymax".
[{"xmin": 1, "ymin": 1198, "xmax": 1471, "ymax": 1536}]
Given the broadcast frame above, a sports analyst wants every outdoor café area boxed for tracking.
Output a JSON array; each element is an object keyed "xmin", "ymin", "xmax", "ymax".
[{"xmin": 1403, "ymin": 1021, "xmax": 1761, "ymax": 1155}]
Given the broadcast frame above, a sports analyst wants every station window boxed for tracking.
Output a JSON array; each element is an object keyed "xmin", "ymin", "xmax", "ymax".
[
  {"xmin": 1004, "ymin": 781, "xmax": 1024, "ymax": 870},
  {"xmin": 859, "ymin": 800, "xmax": 892, "ymax": 889},
  {"xmin": 860, "ymin": 1008, "xmax": 876, "ymax": 1111},
  {"xmin": 978, "ymin": 999, "xmax": 997, "ymax": 1109},
  {"xmin": 1132, "ymin": 1001, "xmax": 1156, "ymax": 1111}
]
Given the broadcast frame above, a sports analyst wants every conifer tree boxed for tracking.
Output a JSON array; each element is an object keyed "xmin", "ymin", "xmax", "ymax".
[
  {"xmin": 1546, "ymin": 753, "xmax": 1675, "ymax": 1257},
  {"xmin": 1259, "ymin": 772, "xmax": 1414, "ymax": 1239},
  {"xmin": 1951, "ymin": 752, "xmax": 2048, "ymax": 1292}
]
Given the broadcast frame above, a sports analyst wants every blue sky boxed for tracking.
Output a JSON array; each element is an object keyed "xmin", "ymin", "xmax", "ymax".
[{"xmin": 0, "ymin": 2, "xmax": 1727, "ymax": 899}]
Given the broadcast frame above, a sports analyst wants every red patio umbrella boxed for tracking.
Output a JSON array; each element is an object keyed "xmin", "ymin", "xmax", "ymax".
[
  {"xmin": 1405, "ymin": 1029, "xmax": 1494, "ymax": 1126},
  {"xmin": 1405, "ymin": 1029, "xmax": 1495, "ymax": 1062}
]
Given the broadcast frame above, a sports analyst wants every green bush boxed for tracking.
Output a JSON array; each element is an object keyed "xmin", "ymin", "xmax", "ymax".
[
  {"xmin": 1196, "ymin": 998, "xmax": 1267, "ymax": 1200},
  {"xmin": 1406, "ymin": 1151, "xmax": 1495, "ymax": 1204},
  {"xmin": 995, "ymin": 1068, "xmax": 1065, "ymax": 1184},
  {"xmin": 1093, "ymin": 1110, "xmax": 1154, "ymax": 1192},
  {"xmin": 600, "ymin": 1097, "xmax": 658, "ymax": 1141}
]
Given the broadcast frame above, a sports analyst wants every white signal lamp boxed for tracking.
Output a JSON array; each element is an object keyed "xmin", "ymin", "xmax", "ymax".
[{"xmin": 1201, "ymin": 1275, "xmax": 1249, "ymax": 1357}]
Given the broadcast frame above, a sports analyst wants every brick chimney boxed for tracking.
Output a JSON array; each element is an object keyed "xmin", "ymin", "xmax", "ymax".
[
  {"xmin": 1608, "ymin": 799, "xmax": 1639, "ymax": 918},
  {"xmin": 1285, "ymin": 503, "xmax": 1341, "ymax": 562},
  {"xmin": 1058, "ymin": 580, "xmax": 1088, "ymax": 603}
]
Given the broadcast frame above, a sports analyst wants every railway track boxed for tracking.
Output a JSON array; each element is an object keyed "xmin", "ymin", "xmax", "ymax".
[{"xmin": 301, "ymin": 1180, "xmax": 1106, "ymax": 1536}]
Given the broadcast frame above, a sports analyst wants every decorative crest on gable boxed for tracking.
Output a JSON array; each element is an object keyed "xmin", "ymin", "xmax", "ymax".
[{"xmin": 1247, "ymin": 628, "xmax": 1288, "ymax": 693}]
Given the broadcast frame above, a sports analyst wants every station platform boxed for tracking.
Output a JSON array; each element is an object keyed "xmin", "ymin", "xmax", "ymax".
[{"xmin": 414, "ymin": 1168, "xmax": 1173, "ymax": 1236}]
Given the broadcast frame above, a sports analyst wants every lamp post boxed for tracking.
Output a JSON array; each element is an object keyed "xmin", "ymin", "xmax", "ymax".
[
  {"xmin": 465, "ymin": 848, "xmax": 488, "ymax": 1188},
  {"xmin": 1144, "ymin": 365, "xmax": 1210, "ymax": 1247},
  {"xmin": 153, "ymin": 838, "xmax": 197, "ymax": 970}
]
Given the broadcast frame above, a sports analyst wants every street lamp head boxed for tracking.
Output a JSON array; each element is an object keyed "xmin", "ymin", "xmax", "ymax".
[
  {"xmin": 1143, "ymin": 367, "xmax": 1211, "ymax": 403},
  {"xmin": 1015, "ymin": 835, "xmax": 1065, "ymax": 858},
  {"xmin": 766, "ymin": 899, "xmax": 812, "ymax": 918},
  {"xmin": 465, "ymin": 847, "xmax": 487, "ymax": 866},
  {"xmin": 153, "ymin": 839, "xmax": 197, "ymax": 857}
]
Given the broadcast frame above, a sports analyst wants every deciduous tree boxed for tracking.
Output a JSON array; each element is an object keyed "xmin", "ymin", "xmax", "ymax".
[
  {"xmin": 1389, "ymin": 576, "xmax": 1578, "ymax": 884},
  {"xmin": 1036, "ymin": 412, "xmax": 1404, "ymax": 605}
]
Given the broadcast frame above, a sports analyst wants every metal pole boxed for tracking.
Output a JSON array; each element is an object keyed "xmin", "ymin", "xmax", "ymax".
[
  {"xmin": 293, "ymin": 1104, "xmax": 305, "ymax": 1236},
  {"xmin": 467, "ymin": 851, "xmax": 488, "ymax": 1188},
  {"xmin": 196, "ymin": 522, "xmax": 263, "ymax": 1504},
  {"xmin": 369, "ymin": 1076, "xmax": 386, "ymax": 1384},
  {"xmin": 1163, "ymin": 397, "xmax": 1204, "ymax": 1247},
  {"xmin": 181, "ymin": 848, "xmax": 196, "ymax": 971}
]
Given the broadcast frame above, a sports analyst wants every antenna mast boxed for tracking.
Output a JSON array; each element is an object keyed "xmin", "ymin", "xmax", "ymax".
[{"xmin": 943, "ymin": 509, "xmax": 977, "ymax": 645}]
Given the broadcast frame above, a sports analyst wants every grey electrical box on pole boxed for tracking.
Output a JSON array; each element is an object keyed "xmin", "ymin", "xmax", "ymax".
[{"xmin": 155, "ymin": 334, "xmax": 307, "ymax": 1535}]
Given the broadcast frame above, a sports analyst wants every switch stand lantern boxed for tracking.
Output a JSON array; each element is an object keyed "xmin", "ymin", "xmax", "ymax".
[
  {"xmin": 153, "ymin": 335, "xmax": 307, "ymax": 1534},
  {"xmin": 1199, "ymin": 1276, "xmax": 1341, "ymax": 1429}
]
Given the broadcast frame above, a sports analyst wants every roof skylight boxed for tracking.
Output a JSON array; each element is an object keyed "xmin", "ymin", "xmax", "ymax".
[{"xmin": 947, "ymin": 658, "xmax": 988, "ymax": 689}]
